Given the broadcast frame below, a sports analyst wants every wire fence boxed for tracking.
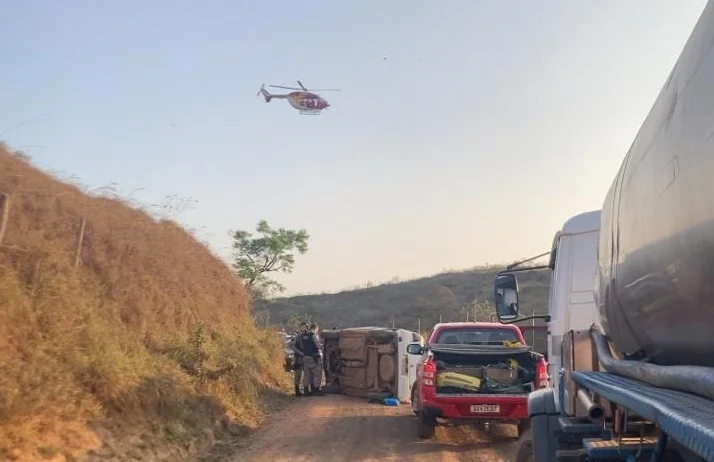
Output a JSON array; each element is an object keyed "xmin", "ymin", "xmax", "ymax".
[
  {"xmin": 382, "ymin": 315, "xmax": 547, "ymax": 355},
  {"xmin": 1, "ymin": 188, "xmax": 549, "ymax": 356},
  {"xmin": 0, "ymin": 190, "xmax": 88, "ymax": 267},
  {"xmin": 0, "ymin": 192, "xmax": 9, "ymax": 245},
  {"xmin": 272, "ymin": 307, "xmax": 548, "ymax": 356}
]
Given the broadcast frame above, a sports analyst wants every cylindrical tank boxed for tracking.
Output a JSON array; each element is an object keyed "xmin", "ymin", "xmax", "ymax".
[{"xmin": 595, "ymin": 1, "xmax": 714, "ymax": 367}]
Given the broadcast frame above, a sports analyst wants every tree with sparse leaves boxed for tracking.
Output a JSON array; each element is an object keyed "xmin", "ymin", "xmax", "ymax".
[
  {"xmin": 231, "ymin": 220, "xmax": 310, "ymax": 299},
  {"xmin": 285, "ymin": 313, "xmax": 313, "ymax": 333},
  {"xmin": 471, "ymin": 300, "xmax": 494, "ymax": 322}
]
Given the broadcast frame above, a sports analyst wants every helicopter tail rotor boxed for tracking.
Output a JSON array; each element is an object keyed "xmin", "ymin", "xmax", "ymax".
[{"xmin": 256, "ymin": 84, "xmax": 272, "ymax": 102}]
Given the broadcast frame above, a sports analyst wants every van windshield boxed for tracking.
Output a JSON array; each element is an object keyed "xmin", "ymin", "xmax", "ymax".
[{"xmin": 434, "ymin": 328, "xmax": 520, "ymax": 345}]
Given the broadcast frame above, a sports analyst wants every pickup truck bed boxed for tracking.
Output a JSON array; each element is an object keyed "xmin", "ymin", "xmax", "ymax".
[
  {"xmin": 430, "ymin": 344, "xmax": 539, "ymax": 397},
  {"xmin": 411, "ymin": 322, "xmax": 548, "ymax": 439},
  {"xmin": 573, "ymin": 371, "xmax": 714, "ymax": 462}
]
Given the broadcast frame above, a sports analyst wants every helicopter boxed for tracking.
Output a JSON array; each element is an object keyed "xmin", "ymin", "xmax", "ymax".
[{"xmin": 257, "ymin": 80, "xmax": 340, "ymax": 115}]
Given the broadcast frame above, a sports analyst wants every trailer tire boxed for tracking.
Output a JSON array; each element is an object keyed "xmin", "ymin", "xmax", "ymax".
[
  {"xmin": 514, "ymin": 429, "xmax": 533, "ymax": 462},
  {"xmin": 417, "ymin": 411, "xmax": 436, "ymax": 439}
]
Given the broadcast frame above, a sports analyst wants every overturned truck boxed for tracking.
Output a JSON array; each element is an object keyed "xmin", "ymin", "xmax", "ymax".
[{"xmin": 321, "ymin": 327, "xmax": 424, "ymax": 402}]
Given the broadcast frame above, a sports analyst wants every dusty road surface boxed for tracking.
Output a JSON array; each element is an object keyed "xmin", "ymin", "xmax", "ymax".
[{"xmin": 231, "ymin": 394, "xmax": 518, "ymax": 462}]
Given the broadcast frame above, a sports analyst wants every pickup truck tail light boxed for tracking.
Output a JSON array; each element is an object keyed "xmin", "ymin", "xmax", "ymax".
[
  {"xmin": 423, "ymin": 358, "xmax": 436, "ymax": 387},
  {"xmin": 536, "ymin": 358, "xmax": 549, "ymax": 389}
]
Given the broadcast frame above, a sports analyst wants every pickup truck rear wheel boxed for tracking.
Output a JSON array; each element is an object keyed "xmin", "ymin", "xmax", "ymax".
[
  {"xmin": 517, "ymin": 420, "xmax": 530, "ymax": 438},
  {"xmin": 411, "ymin": 384, "xmax": 419, "ymax": 415},
  {"xmin": 514, "ymin": 429, "xmax": 533, "ymax": 462},
  {"xmin": 417, "ymin": 411, "xmax": 436, "ymax": 439}
]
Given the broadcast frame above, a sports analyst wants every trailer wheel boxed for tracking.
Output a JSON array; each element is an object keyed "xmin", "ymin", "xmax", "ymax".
[
  {"xmin": 514, "ymin": 429, "xmax": 533, "ymax": 462},
  {"xmin": 417, "ymin": 411, "xmax": 436, "ymax": 439}
]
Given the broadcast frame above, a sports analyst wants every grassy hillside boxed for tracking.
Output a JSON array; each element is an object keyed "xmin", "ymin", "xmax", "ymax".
[
  {"xmin": 0, "ymin": 145, "xmax": 288, "ymax": 462},
  {"xmin": 262, "ymin": 266, "xmax": 552, "ymax": 351}
]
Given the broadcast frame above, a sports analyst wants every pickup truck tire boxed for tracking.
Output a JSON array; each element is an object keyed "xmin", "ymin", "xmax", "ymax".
[
  {"xmin": 517, "ymin": 420, "xmax": 530, "ymax": 438},
  {"xmin": 514, "ymin": 429, "xmax": 533, "ymax": 462},
  {"xmin": 411, "ymin": 384, "xmax": 419, "ymax": 416},
  {"xmin": 417, "ymin": 411, "xmax": 436, "ymax": 439}
]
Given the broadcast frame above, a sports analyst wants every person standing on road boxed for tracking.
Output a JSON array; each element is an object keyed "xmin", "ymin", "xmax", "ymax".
[
  {"xmin": 301, "ymin": 322, "xmax": 325, "ymax": 396},
  {"xmin": 290, "ymin": 322, "xmax": 309, "ymax": 396}
]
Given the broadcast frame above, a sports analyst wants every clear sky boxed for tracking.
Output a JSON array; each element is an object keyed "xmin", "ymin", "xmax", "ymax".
[{"xmin": 0, "ymin": 1, "xmax": 707, "ymax": 295}]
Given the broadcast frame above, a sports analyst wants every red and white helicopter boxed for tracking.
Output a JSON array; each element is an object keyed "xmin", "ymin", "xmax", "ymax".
[{"xmin": 257, "ymin": 80, "xmax": 340, "ymax": 115}]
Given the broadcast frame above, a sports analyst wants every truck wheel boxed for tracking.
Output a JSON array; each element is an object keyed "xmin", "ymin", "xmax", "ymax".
[
  {"xmin": 417, "ymin": 412, "xmax": 436, "ymax": 439},
  {"xmin": 514, "ymin": 429, "xmax": 533, "ymax": 462}
]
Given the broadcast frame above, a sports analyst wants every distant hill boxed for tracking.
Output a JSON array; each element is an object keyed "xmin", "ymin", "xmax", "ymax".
[{"xmin": 261, "ymin": 265, "xmax": 552, "ymax": 352}]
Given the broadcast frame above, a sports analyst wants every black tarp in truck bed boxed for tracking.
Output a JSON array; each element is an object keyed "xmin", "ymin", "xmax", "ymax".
[{"xmin": 428, "ymin": 344, "xmax": 538, "ymax": 357}]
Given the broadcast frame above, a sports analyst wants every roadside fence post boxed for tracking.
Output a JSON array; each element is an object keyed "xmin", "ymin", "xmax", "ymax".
[{"xmin": 0, "ymin": 192, "xmax": 10, "ymax": 245}]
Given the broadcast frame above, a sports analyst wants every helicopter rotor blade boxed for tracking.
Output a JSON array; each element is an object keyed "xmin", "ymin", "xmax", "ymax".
[
  {"xmin": 267, "ymin": 83, "xmax": 341, "ymax": 92},
  {"xmin": 294, "ymin": 80, "xmax": 340, "ymax": 92}
]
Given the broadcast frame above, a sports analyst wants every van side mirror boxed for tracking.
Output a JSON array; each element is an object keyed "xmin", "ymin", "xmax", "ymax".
[
  {"xmin": 495, "ymin": 273, "xmax": 520, "ymax": 321},
  {"xmin": 406, "ymin": 343, "xmax": 423, "ymax": 355}
]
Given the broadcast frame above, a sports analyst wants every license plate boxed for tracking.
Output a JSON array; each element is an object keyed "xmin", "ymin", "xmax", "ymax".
[{"xmin": 469, "ymin": 404, "xmax": 500, "ymax": 413}]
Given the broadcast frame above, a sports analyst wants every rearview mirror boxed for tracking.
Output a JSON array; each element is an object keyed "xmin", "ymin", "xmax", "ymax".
[
  {"xmin": 406, "ymin": 343, "xmax": 423, "ymax": 355},
  {"xmin": 495, "ymin": 273, "xmax": 519, "ymax": 321}
]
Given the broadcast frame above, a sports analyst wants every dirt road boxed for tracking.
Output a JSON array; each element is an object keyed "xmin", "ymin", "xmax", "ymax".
[{"xmin": 230, "ymin": 394, "xmax": 518, "ymax": 462}]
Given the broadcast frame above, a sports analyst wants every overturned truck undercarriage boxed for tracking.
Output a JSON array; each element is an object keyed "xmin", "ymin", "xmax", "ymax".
[{"xmin": 321, "ymin": 327, "xmax": 421, "ymax": 399}]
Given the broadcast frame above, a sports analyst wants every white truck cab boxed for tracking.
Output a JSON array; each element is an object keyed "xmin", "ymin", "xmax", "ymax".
[
  {"xmin": 495, "ymin": 211, "xmax": 601, "ymax": 412},
  {"xmin": 544, "ymin": 211, "xmax": 601, "ymax": 412}
]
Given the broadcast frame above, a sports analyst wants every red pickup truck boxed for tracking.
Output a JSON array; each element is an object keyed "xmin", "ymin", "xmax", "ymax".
[{"xmin": 407, "ymin": 322, "xmax": 548, "ymax": 439}]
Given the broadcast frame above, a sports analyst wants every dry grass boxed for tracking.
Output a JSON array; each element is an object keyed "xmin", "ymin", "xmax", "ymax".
[{"xmin": 0, "ymin": 145, "xmax": 289, "ymax": 461}]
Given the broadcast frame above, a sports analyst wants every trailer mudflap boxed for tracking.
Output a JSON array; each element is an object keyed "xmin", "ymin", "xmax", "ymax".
[{"xmin": 572, "ymin": 371, "xmax": 714, "ymax": 462}]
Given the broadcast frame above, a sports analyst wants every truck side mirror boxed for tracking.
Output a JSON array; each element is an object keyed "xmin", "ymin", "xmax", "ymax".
[
  {"xmin": 494, "ymin": 273, "xmax": 520, "ymax": 322},
  {"xmin": 406, "ymin": 343, "xmax": 423, "ymax": 355}
]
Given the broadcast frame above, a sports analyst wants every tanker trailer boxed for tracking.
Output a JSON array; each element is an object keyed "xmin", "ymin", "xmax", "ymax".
[{"xmin": 494, "ymin": 2, "xmax": 714, "ymax": 460}]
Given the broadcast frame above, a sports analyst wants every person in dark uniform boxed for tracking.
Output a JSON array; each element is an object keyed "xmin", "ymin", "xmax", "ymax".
[
  {"xmin": 300, "ymin": 323, "xmax": 325, "ymax": 396},
  {"xmin": 290, "ymin": 322, "xmax": 309, "ymax": 396}
]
